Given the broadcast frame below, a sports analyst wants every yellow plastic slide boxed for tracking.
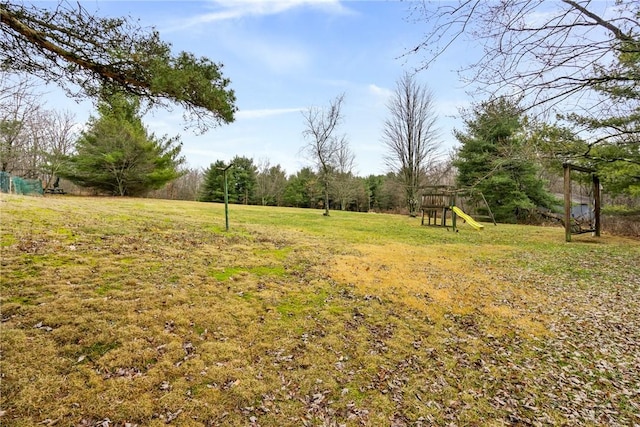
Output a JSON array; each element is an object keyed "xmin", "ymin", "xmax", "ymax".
[{"xmin": 452, "ymin": 206, "xmax": 484, "ymax": 230}]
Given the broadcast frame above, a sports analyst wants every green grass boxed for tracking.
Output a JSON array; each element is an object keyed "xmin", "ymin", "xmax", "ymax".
[{"xmin": 1, "ymin": 194, "xmax": 639, "ymax": 426}]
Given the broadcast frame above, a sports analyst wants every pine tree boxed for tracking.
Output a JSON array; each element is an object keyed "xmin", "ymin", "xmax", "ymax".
[
  {"xmin": 454, "ymin": 98, "xmax": 554, "ymax": 222},
  {"xmin": 199, "ymin": 160, "xmax": 230, "ymax": 203},
  {"xmin": 60, "ymin": 92, "xmax": 184, "ymax": 196}
]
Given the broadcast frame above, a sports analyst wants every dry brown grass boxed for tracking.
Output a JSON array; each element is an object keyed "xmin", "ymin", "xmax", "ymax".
[
  {"xmin": 1, "ymin": 194, "xmax": 639, "ymax": 426},
  {"xmin": 330, "ymin": 243, "xmax": 551, "ymax": 337}
]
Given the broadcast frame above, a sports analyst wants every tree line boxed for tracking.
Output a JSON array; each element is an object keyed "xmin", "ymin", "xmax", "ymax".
[
  {"xmin": 197, "ymin": 157, "xmax": 430, "ymax": 213},
  {"xmin": 2, "ymin": 1, "xmax": 638, "ymax": 222},
  {"xmin": 2, "ymin": 69, "xmax": 637, "ymax": 222}
]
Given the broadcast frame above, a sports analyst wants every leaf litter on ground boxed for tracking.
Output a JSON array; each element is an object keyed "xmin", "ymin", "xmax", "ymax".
[{"xmin": 1, "ymin": 194, "xmax": 639, "ymax": 426}]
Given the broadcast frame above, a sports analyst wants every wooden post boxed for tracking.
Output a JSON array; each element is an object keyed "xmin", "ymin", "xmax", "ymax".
[
  {"xmin": 479, "ymin": 192, "xmax": 497, "ymax": 226},
  {"xmin": 594, "ymin": 174, "xmax": 601, "ymax": 237},
  {"xmin": 451, "ymin": 192, "xmax": 456, "ymax": 231},
  {"xmin": 564, "ymin": 163, "xmax": 572, "ymax": 242}
]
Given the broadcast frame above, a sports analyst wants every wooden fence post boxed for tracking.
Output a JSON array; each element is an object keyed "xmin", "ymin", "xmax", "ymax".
[{"xmin": 564, "ymin": 163, "xmax": 572, "ymax": 242}]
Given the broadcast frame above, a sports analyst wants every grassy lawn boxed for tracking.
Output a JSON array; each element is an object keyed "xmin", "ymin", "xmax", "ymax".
[{"xmin": 1, "ymin": 194, "xmax": 639, "ymax": 426}]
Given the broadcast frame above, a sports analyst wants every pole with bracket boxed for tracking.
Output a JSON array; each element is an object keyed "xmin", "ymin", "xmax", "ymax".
[{"xmin": 218, "ymin": 163, "xmax": 234, "ymax": 231}]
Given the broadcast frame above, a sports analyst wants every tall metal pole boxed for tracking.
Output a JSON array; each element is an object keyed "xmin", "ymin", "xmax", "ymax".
[
  {"xmin": 224, "ymin": 169, "xmax": 229, "ymax": 231},
  {"xmin": 218, "ymin": 163, "xmax": 234, "ymax": 231}
]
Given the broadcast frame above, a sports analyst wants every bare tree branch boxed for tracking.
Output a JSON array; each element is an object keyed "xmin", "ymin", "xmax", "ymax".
[
  {"xmin": 382, "ymin": 73, "xmax": 441, "ymax": 216},
  {"xmin": 302, "ymin": 94, "xmax": 349, "ymax": 216},
  {"xmin": 409, "ymin": 0, "xmax": 638, "ymax": 116}
]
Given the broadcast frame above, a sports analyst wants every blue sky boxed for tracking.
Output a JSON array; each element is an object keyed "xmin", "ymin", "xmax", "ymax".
[{"xmin": 43, "ymin": 0, "xmax": 476, "ymax": 176}]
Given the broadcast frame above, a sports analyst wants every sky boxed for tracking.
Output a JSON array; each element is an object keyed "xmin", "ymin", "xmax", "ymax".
[{"xmin": 39, "ymin": 0, "xmax": 478, "ymax": 177}]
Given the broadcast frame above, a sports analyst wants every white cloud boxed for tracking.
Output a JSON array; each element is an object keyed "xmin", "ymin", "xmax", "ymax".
[
  {"xmin": 368, "ymin": 83, "xmax": 393, "ymax": 100},
  {"xmin": 181, "ymin": 0, "xmax": 351, "ymax": 26},
  {"xmin": 168, "ymin": 9, "xmax": 314, "ymax": 74},
  {"xmin": 236, "ymin": 107, "xmax": 303, "ymax": 120},
  {"xmin": 163, "ymin": 1, "xmax": 355, "ymax": 75}
]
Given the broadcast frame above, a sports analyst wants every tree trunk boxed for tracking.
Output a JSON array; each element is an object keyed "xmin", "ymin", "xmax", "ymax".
[{"xmin": 323, "ymin": 185, "xmax": 330, "ymax": 216}]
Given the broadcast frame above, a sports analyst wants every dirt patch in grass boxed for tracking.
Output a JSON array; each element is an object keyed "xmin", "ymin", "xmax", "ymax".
[{"xmin": 329, "ymin": 243, "xmax": 551, "ymax": 337}]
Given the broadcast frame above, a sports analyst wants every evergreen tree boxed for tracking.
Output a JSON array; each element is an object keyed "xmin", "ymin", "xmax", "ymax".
[
  {"xmin": 454, "ymin": 97, "xmax": 554, "ymax": 222},
  {"xmin": 532, "ymin": 123, "xmax": 640, "ymax": 198},
  {"xmin": 60, "ymin": 92, "xmax": 184, "ymax": 196},
  {"xmin": 231, "ymin": 155, "xmax": 257, "ymax": 205},
  {"xmin": 199, "ymin": 160, "xmax": 229, "ymax": 202},
  {"xmin": 590, "ymin": 144, "xmax": 640, "ymax": 197},
  {"xmin": 199, "ymin": 156, "xmax": 257, "ymax": 204},
  {"xmin": 563, "ymin": 37, "xmax": 640, "ymax": 197},
  {"xmin": 283, "ymin": 167, "xmax": 320, "ymax": 208}
]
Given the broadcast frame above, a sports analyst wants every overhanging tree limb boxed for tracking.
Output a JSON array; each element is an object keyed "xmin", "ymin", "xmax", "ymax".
[
  {"xmin": 1, "ymin": 7, "xmax": 146, "ymax": 88},
  {"xmin": 0, "ymin": 1, "xmax": 237, "ymax": 133},
  {"xmin": 561, "ymin": 0, "xmax": 634, "ymax": 43}
]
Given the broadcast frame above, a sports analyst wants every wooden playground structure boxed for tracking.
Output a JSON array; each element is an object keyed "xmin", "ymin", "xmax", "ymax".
[
  {"xmin": 420, "ymin": 186, "xmax": 496, "ymax": 231},
  {"xmin": 421, "ymin": 164, "xmax": 601, "ymax": 240}
]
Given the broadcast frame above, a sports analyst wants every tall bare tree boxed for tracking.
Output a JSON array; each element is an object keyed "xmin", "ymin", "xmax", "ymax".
[
  {"xmin": 256, "ymin": 159, "xmax": 287, "ymax": 206},
  {"xmin": 39, "ymin": 109, "xmax": 78, "ymax": 188},
  {"xmin": 331, "ymin": 143, "xmax": 357, "ymax": 211},
  {"xmin": 383, "ymin": 73, "xmax": 441, "ymax": 216},
  {"xmin": 0, "ymin": 74, "xmax": 41, "ymax": 176},
  {"xmin": 302, "ymin": 93, "xmax": 349, "ymax": 216}
]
